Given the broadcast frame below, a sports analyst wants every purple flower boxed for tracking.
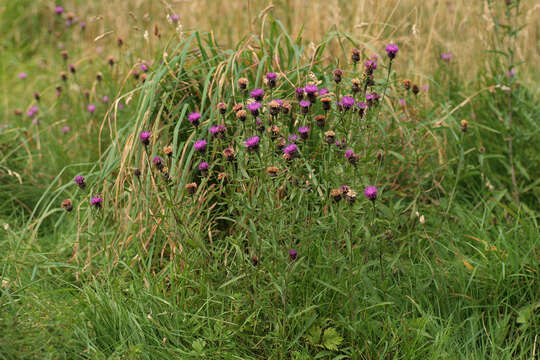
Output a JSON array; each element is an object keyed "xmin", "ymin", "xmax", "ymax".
[
  {"xmin": 102, "ymin": 96, "xmax": 109, "ymax": 103},
  {"xmin": 345, "ymin": 150, "xmax": 359, "ymax": 165},
  {"xmin": 250, "ymin": 88, "xmax": 264, "ymax": 101},
  {"xmin": 298, "ymin": 126, "xmax": 309, "ymax": 139},
  {"xmin": 140, "ymin": 63, "xmax": 149, "ymax": 72},
  {"xmin": 273, "ymin": 99, "xmax": 284, "ymax": 107},
  {"xmin": 199, "ymin": 161, "xmax": 209, "ymax": 171},
  {"xmin": 247, "ymin": 102, "xmax": 261, "ymax": 116},
  {"xmin": 345, "ymin": 149, "xmax": 354, "ymax": 159},
  {"xmin": 266, "ymin": 72, "xmax": 277, "ymax": 81},
  {"xmin": 289, "ymin": 249, "xmax": 297, "ymax": 261},
  {"xmin": 188, "ymin": 112, "xmax": 201, "ymax": 126},
  {"xmin": 441, "ymin": 53, "xmax": 453, "ymax": 61},
  {"xmin": 385, "ymin": 43, "xmax": 399, "ymax": 59},
  {"xmin": 18, "ymin": 72, "xmax": 27, "ymax": 80},
  {"xmin": 319, "ymin": 88, "xmax": 329, "ymax": 96},
  {"xmin": 288, "ymin": 134, "xmax": 299, "ymax": 143},
  {"xmin": 506, "ymin": 69, "xmax": 516, "ymax": 78},
  {"xmin": 295, "ymin": 87, "xmax": 305, "ymax": 100},
  {"xmin": 299, "ymin": 100, "xmax": 311, "ymax": 108},
  {"xmin": 153, "ymin": 156, "xmax": 164, "ymax": 167},
  {"xmin": 170, "ymin": 14, "xmax": 180, "ymax": 23},
  {"xmin": 364, "ymin": 186, "xmax": 378, "ymax": 201},
  {"xmin": 245, "ymin": 136, "xmax": 260, "ymax": 151},
  {"xmin": 335, "ymin": 139, "xmax": 346, "ymax": 149},
  {"xmin": 54, "ymin": 6, "xmax": 64, "ymax": 15},
  {"xmin": 87, "ymin": 104, "xmax": 96, "ymax": 113},
  {"xmin": 118, "ymin": 102, "xmax": 124, "ymax": 110},
  {"xmin": 27, "ymin": 106, "xmax": 38, "ymax": 117},
  {"xmin": 80, "ymin": 21, "xmax": 86, "ymax": 30},
  {"xmin": 140, "ymin": 131, "xmax": 151, "ymax": 146},
  {"xmin": 304, "ymin": 84, "xmax": 318, "ymax": 95},
  {"xmin": 90, "ymin": 197, "xmax": 103, "ymax": 209},
  {"xmin": 341, "ymin": 96, "xmax": 355, "ymax": 110},
  {"xmin": 61, "ymin": 126, "xmax": 70, "ymax": 134},
  {"xmin": 74, "ymin": 175, "xmax": 85, "ymax": 186},
  {"xmin": 209, "ymin": 125, "xmax": 219, "ymax": 135},
  {"xmin": 399, "ymin": 98, "xmax": 406, "ymax": 106},
  {"xmin": 193, "ymin": 139, "xmax": 207, "ymax": 152},
  {"xmin": 365, "ymin": 59, "xmax": 377, "ymax": 73},
  {"xmin": 283, "ymin": 143, "xmax": 298, "ymax": 156}
]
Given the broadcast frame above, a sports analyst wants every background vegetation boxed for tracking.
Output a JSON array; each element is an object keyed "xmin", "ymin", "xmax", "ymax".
[{"xmin": 0, "ymin": 0, "xmax": 538, "ymax": 359}]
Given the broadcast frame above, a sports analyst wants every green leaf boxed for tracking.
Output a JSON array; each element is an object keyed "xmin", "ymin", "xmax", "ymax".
[{"xmin": 322, "ymin": 327, "xmax": 343, "ymax": 351}]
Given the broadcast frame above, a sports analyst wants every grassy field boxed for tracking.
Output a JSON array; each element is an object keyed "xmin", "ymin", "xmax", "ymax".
[{"xmin": 1, "ymin": 1, "xmax": 539, "ymax": 359}]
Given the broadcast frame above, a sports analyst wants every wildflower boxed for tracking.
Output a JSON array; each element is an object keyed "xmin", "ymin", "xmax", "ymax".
[
  {"xmin": 193, "ymin": 139, "xmax": 207, "ymax": 153},
  {"xmin": 283, "ymin": 143, "xmax": 298, "ymax": 158},
  {"xmin": 376, "ymin": 149, "xmax": 385, "ymax": 162},
  {"xmin": 18, "ymin": 72, "xmax": 27, "ymax": 80},
  {"xmin": 345, "ymin": 190, "xmax": 357, "ymax": 204},
  {"xmin": 460, "ymin": 119, "xmax": 468, "ymax": 132},
  {"xmin": 299, "ymin": 100, "xmax": 311, "ymax": 115},
  {"xmin": 96, "ymin": 72, "xmax": 103, "ymax": 82},
  {"xmin": 61, "ymin": 126, "xmax": 70, "ymax": 134},
  {"xmin": 351, "ymin": 78, "xmax": 361, "ymax": 93},
  {"xmin": 330, "ymin": 189, "xmax": 342, "ymax": 202},
  {"xmin": 320, "ymin": 96, "xmax": 332, "ymax": 111},
  {"xmin": 117, "ymin": 37, "xmax": 124, "ymax": 47},
  {"xmin": 385, "ymin": 43, "xmax": 399, "ymax": 60},
  {"xmin": 319, "ymin": 88, "xmax": 330, "ymax": 96},
  {"xmin": 33, "ymin": 92, "xmax": 40, "ymax": 101},
  {"xmin": 102, "ymin": 96, "xmax": 109, "ymax": 103},
  {"xmin": 68, "ymin": 64, "xmax": 76, "ymax": 74},
  {"xmin": 233, "ymin": 103, "xmax": 244, "ymax": 112},
  {"xmin": 236, "ymin": 109, "xmax": 247, "ymax": 122},
  {"xmin": 345, "ymin": 149, "xmax": 359, "ymax": 165},
  {"xmin": 55, "ymin": 86, "xmax": 62, "ymax": 96},
  {"xmin": 266, "ymin": 72, "xmax": 277, "ymax": 88},
  {"xmin": 257, "ymin": 119, "xmax": 266, "ymax": 133},
  {"xmin": 365, "ymin": 59, "xmax": 377, "ymax": 74},
  {"xmin": 289, "ymin": 249, "xmax": 298, "ymax": 261},
  {"xmin": 140, "ymin": 131, "xmax": 151, "ymax": 146},
  {"xmin": 335, "ymin": 139, "xmax": 346, "ymax": 149},
  {"xmin": 132, "ymin": 69, "xmax": 140, "ymax": 80},
  {"xmin": 74, "ymin": 176, "xmax": 86, "ymax": 189},
  {"xmin": 163, "ymin": 145, "xmax": 173, "ymax": 157},
  {"xmin": 217, "ymin": 102, "xmax": 227, "ymax": 115},
  {"xmin": 247, "ymin": 102, "xmax": 261, "ymax": 117},
  {"xmin": 90, "ymin": 197, "xmax": 103, "ymax": 209},
  {"xmin": 14, "ymin": 109, "xmax": 22, "ymax": 116},
  {"xmin": 295, "ymin": 87, "xmax": 305, "ymax": 101},
  {"xmin": 199, "ymin": 161, "xmax": 209, "ymax": 174},
  {"xmin": 80, "ymin": 21, "xmax": 86, "ymax": 30},
  {"xmin": 245, "ymin": 136, "xmax": 260, "ymax": 152},
  {"xmin": 412, "ymin": 84, "xmax": 420, "ymax": 95},
  {"xmin": 333, "ymin": 69, "xmax": 343, "ymax": 83},
  {"xmin": 153, "ymin": 156, "xmax": 164, "ymax": 170},
  {"xmin": 304, "ymin": 84, "xmax": 318, "ymax": 102},
  {"xmin": 315, "ymin": 115, "xmax": 326, "ymax": 128},
  {"xmin": 357, "ymin": 102, "xmax": 367, "ymax": 116},
  {"xmin": 251, "ymin": 254, "xmax": 259, "ymax": 266},
  {"xmin": 250, "ymin": 88, "xmax": 264, "ymax": 101},
  {"xmin": 288, "ymin": 134, "xmax": 299, "ymax": 143},
  {"xmin": 140, "ymin": 63, "xmax": 149, "ymax": 72},
  {"xmin": 133, "ymin": 168, "xmax": 141, "ymax": 178},
  {"xmin": 87, "ymin": 104, "xmax": 96, "ymax": 113},
  {"xmin": 324, "ymin": 131, "xmax": 335, "ymax": 144},
  {"xmin": 275, "ymin": 137, "xmax": 286, "ymax": 152},
  {"xmin": 266, "ymin": 166, "xmax": 279, "ymax": 177},
  {"xmin": 402, "ymin": 79, "xmax": 411, "ymax": 91},
  {"xmin": 268, "ymin": 125, "xmax": 281, "ymax": 139},
  {"xmin": 170, "ymin": 14, "xmax": 180, "ymax": 23},
  {"xmin": 185, "ymin": 182, "xmax": 198, "ymax": 195},
  {"xmin": 61, "ymin": 199, "xmax": 73, "ymax": 212},
  {"xmin": 441, "ymin": 53, "xmax": 453, "ymax": 61},
  {"xmin": 27, "ymin": 106, "xmax": 38, "ymax": 117},
  {"xmin": 107, "ymin": 56, "xmax": 115, "ymax": 66},
  {"xmin": 399, "ymin": 98, "xmax": 406, "ymax": 106},
  {"xmin": 351, "ymin": 47, "xmax": 362, "ymax": 63},
  {"xmin": 506, "ymin": 69, "xmax": 516, "ymax": 78},
  {"xmin": 54, "ymin": 6, "xmax": 64, "ymax": 15},
  {"xmin": 269, "ymin": 100, "xmax": 281, "ymax": 117},
  {"xmin": 60, "ymin": 71, "xmax": 67, "ymax": 81},
  {"xmin": 341, "ymin": 96, "xmax": 355, "ymax": 110},
  {"xmin": 282, "ymin": 102, "xmax": 291, "ymax": 114},
  {"xmin": 188, "ymin": 112, "xmax": 201, "ymax": 127},
  {"xmin": 366, "ymin": 93, "xmax": 380, "ymax": 106},
  {"xmin": 238, "ymin": 77, "xmax": 249, "ymax": 90},
  {"xmin": 217, "ymin": 172, "xmax": 229, "ymax": 184},
  {"xmin": 298, "ymin": 126, "xmax": 309, "ymax": 140},
  {"xmin": 364, "ymin": 186, "xmax": 378, "ymax": 202},
  {"xmin": 223, "ymin": 147, "xmax": 235, "ymax": 161}
]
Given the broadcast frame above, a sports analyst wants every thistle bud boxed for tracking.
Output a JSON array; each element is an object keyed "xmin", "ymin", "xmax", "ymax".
[
  {"xmin": 333, "ymin": 69, "xmax": 342, "ymax": 84},
  {"xmin": 460, "ymin": 119, "xmax": 468, "ymax": 132},
  {"xmin": 351, "ymin": 48, "xmax": 361, "ymax": 64}
]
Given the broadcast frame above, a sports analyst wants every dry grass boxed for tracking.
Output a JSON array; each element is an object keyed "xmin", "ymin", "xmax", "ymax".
[{"xmin": 65, "ymin": 0, "xmax": 540, "ymax": 84}]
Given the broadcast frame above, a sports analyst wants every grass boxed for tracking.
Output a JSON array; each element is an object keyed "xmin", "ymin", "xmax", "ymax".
[{"xmin": 1, "ymin": 0, "xmax": 539, "ymax": 359}]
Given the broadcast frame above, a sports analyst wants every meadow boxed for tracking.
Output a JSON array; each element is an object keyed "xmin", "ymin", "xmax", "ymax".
[{"xmin": 0, "ymin": 0, "xmax": 539, "ymax": 359}]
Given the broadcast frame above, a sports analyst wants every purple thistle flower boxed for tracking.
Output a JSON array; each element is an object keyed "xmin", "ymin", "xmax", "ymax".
[
  {"xmin": 319, "ymin": 88, "xmax": 329, "ymax": 96},
  {"xmin": 140, "ymin": 131, "xmax": 151, "ymax": 146},
  {"xmin": 54, "ymin": 6, "xmax": 64, "ymax": 15},
  {"xmin": 193, "ymin": 139, "xmax": 207, "ymax": 152},
  {"xmin": 345, "ymin": 150, "xmax": 359, "ymax": 165},
  {"xmin": 199, "ymin": 161, "xmax": 209, "ymax": 171},
  {"xmin": 342, "ymin": 96, "xmax": 355, "ymax": 110},
  {"xmin": 209, "ymin": 125, "xmax": 219, "ymax": 135},
  {"xmin": 62, "ymin": 126, "xmax": 70, "ymax": 134},
  {"xmin": 506, "ymin": 69, "xmax": 516, "ymax": 78},
  {"xmin": 299, "ymin": 100, "xmax": 311, "ymax": 108},
  {"xmin": 188, "ymin": 112, "xmax": 201, "ymax": 126},
  {"xmin": 250, "ymin": 88, "xmax": 264, "ymax": 101},
  {"xmin": 298, "ymin": 126, "xmax": 309, "ymax": 139},
  {"xmin": 90, "ymin": 197, "xmax": 103, "ymax": 209},
  {"xmin": 102, "ymin": 96, "xmax": 109, "ymax": 103},
  {"xmin": 153, "ymin": 156, "xmax": 164, "ymax": 167},
  {"xmin": 365, "ymin": 59, "xmax": 377, "ymax": 73},
  {"xmin": 345, "ymin": 150, "xmax": 354, "ymax": 159},
  {"xmin": 140, "ymin": 63, "xmax": 149, "ymax": 72},
  {"xmin": 27, "ymin": 106, "xmax": 38, "ymax": 117},
  {"xmin": 335, "ymin": 139, "xmax": 346, "ymax": 149},
  {"xmin": 245, "ymin": 136, "xmax": 260, "ymax": 151},
  {"xmin": 295, "ymin": 87, "xmax": 305, "ymax": 100},
  {"xmin": 266, "ymin": 72, "xmax": 277, "ymax": 81},
  {"xmin": 304, "ymin": 84, "xmax": 318, "ymax": 95},
  {"xmin": 288, "ymin": 134, "xmax": 299, "ymax": 143},
  {"xmin": 74, "ymin": 175, "xmax": 86, "ymax": 187},
  {"xmin": 170, "ymin": 14, "xmax": 180, "ymax": 23},
  {"xmin": 399, "ymin": 98, "xmax": 406, "ymax": 106},
  {"xmin": 80, "ymin": 21, "xmax": 86, "ymax": 30},
  {"xmin": 247, "ymin": 102, "xmax": 261, "ymax": 117},
  {"xmin": 441, "ymin": 53, "xmax": 453, "ymax": 61},
  {"xmin": 18, "ymin": 72, "xmax": 27, "ymax": 80},
  {"xmin": 87, "ymin": 104, "xmax": 96, "ymax": 113},
  {"xmin": 273, "ymin": 99, "xmax": 284, "ymax": 107},
  {"xmin": 283, "ymin": 143, "xmax": 298, "ymax": 157},
  {"xmin": 289, "ymin": 249, "xmax": 297, "ymax": 261},
  {"xmin": 364, "ymin": 186, "xmax": 378, "ymax": 201},
  {"xmin": 385, "ymin": 43, "xmax": 399, "ymax": 59}
]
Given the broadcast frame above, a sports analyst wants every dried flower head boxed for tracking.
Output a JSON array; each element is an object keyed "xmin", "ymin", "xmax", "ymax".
[
  {"xmin": 238, "ymin": 77, "xmax": 249, "ymax": 90},
  {"xmin": 460, "ymin": 119, "xmax": 468, "ymax": 132},
  {"xmin": 402, "ymin": 79, "xmax": 412, "ymax": 91},
  {"xmin": 185, "ymin": 182, "xmax": 198, "ymax": 195},
  {"xmin": 351, "ymin": 47, "xmax": 362, "ymax": 63},
  {"xmin": 330, "ymin": 189, "xmax": 342, "ymax": 202},
  {"xmin": 236, "ymin": 109, "xmax": 247, "ymax": 122},
  {"xmin": 61, "ymin": 198, "xmax": 73, "ymax": 212},
  {"xmin": 333, "ymin": 69, "xmax": 343, "ymax": 83},
  {"xmin": 315, "ymin": 115, "xmax": 326, "ymax": 128},
  {"xmin": 217, "ymin": 102, "xmax": 227, "ymax": 115},
  {"xmin": 163, "ymin": 145, "xmax": 173, "ymax": 157},
  {"xmin": 266, "ymin": 166, "xmax": 279, "ymax": 177},
  {"xmin": 269, "ymin": 100, "xmax": 281, "ymax": 117},
  {"xmin": 222, "ymin": 147, "xmax": 235, "ymax": 161},
  {"xmin": 324, "ymin": 130, "xmax": 335, "ymax": 144},
  {"xmin": 233, "ymin": 103, "xmax": 244, "ymax": 112}
]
